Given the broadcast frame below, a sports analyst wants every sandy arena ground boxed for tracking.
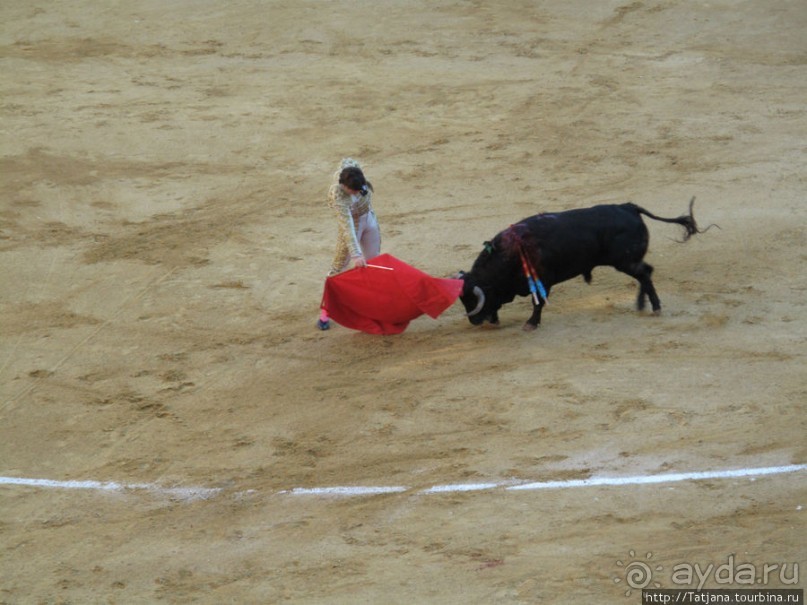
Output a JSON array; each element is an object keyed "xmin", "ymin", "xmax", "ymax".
[{"xmin": 1, "ymin": 1, "xmax": 805, "ymax": 603}]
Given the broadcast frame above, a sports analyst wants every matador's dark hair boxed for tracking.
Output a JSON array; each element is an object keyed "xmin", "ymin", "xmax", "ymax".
[{"xmin": 339, "ymin": 166, "xmax": 373, "ymax": 196}]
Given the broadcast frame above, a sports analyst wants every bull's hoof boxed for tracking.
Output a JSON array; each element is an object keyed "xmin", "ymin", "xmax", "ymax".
[
  {"xmin": 652, "ymin": 308, "xmax": 662, "ymax": 317},
  {"xmin": 522, "ymin": 322, "xmax": 538, "ymax": 332}
]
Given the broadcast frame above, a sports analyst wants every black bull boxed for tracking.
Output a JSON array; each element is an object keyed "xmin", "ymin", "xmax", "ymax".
[{"xmin": 458, "ymin": 198, "xmax": 708, "ymax": 331}]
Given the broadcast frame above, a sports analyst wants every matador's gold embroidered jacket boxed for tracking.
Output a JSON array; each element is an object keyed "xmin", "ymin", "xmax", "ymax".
[{"xmin": 327, "ymin": 158, "xmax": 374, "ymax": 274}]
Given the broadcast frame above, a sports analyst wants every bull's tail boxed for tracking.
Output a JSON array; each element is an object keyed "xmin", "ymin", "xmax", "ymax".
[{"xmin": 631, "ymin": 197, "xmax": 716, "ymax": 242}]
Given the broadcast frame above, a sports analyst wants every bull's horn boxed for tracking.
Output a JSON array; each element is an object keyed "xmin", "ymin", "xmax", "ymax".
[{"xmin": 466, "ymin": 286, "xmax": 485, "ymax": 317}]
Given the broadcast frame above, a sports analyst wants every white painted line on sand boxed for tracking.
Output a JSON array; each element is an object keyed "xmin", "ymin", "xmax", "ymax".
[
  {"xmin": 284, "ymin": 485, "xmax": 409, "ymax": 496},
  {"xmin": 506, "ymin": 464, "xmax": 807, "ymax": 492},
  {"xmin": 290, "ymin": 464, "xmax": 807, "ymax": 498},
  {"xmin": 2, "ymin": 464, "xmax": 804, "ymax": 501},
  {"xmin": 0, "ymin": 476, "xmax": 220, "ymax": 501},
  {"xmin": 421, "ymin": 482, "xmax": 509, "ymax": 494}
]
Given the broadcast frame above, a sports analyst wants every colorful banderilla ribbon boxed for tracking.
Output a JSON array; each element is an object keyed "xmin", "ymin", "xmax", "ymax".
[{"xmin": 518, "ymin": 246, "xmax": 548, "ymax": 305}]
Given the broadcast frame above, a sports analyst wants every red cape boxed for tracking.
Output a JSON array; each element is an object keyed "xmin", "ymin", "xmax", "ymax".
[{"xmin": 321, "ymin": 254, "xmax": 463, "ymax": 335}]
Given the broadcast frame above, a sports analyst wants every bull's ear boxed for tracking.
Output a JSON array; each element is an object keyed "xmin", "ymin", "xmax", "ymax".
[{"xmin": 483, "ymin": 241, "xmax": 495, "ymax": 254}]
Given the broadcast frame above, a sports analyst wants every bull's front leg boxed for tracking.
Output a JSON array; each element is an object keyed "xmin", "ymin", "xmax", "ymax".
[{"xmin": 523, "ymin": 299, "xmax": 545, "ymax": 332}]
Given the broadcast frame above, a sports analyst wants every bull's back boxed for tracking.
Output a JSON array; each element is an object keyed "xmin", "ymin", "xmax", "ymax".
[{"xmin": 522, "ymin": 204, "xmax": 648, "ymax": 283}]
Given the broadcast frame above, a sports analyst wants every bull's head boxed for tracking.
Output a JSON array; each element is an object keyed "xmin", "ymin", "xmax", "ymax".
[
  {"xmin": 456, "ymin": 239, "xmax": 509, "ymax": 326},
  {"xmin": 457, "ymin": 272, "xmax": 496, "ymax": 326}
]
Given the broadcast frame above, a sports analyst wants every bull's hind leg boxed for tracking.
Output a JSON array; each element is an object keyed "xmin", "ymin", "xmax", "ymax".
[{"xmin": 617, "ymin": 261, "xmax": 661, "ymax": 314}]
